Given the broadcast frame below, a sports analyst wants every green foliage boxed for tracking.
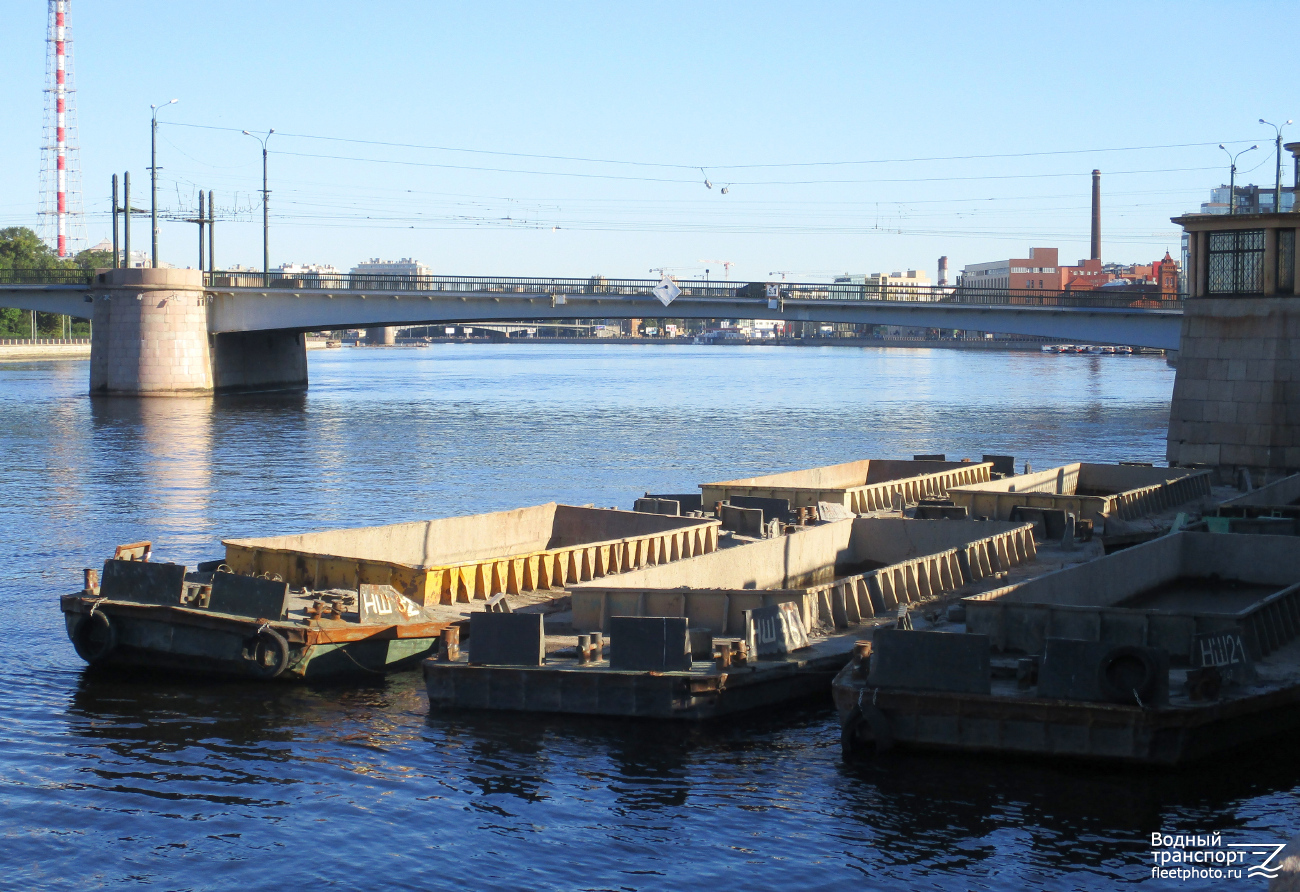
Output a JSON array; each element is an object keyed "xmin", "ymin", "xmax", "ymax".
[{"xmin": 0, "ymin": 227, "xmax": 63, "ymax": 271}]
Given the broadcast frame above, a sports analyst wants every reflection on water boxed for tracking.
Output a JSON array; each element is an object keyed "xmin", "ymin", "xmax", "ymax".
[{"xmin": 2, "ymin": 344, "xmax": 1293, "ymax": 890}]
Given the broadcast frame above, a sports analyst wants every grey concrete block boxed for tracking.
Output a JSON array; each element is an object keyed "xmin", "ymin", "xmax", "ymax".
[
  {"xmin": 101, "ymin": 559, "xmax": 187, "ymax": 606},
  {"xmin": 868, "ymin": 628, "xmax": 991, "ymax": 694},
  {"xmin": 609, "ymin": 616, "xmax": 691, "ymax": 671},
  {"xmin": 469, "ymin": 612, "xmax": 545, "ymax": 666},
  {"xmin": 1036, "ymin": 638, "xmax": 1109, "ymax": 701},
  {"xmin": 720, "ymin": 503, "xmax": 765, "ymax": 537},
  {"xmin": 744, "ymin": 604, "xmax": 810, "ymax": 657},
  {"xmin": 209, "ymin": 572, "xmax": 289, "ymax": 619}
]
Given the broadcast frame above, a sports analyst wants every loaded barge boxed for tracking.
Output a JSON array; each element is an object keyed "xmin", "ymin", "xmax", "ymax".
[
  {"xmin": 423, "ymin": 516, "xmax": 1048, "ymax": 718},
  {"xmin": 834, "ymin": 531, "xmax": 1300, "ymax": 764},
  {"xmin": 61, "ymin": 504, "xmax": 719, "ymax": 680}
]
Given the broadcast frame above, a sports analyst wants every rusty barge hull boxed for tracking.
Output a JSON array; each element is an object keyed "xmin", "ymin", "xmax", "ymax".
[
  {"xmin": 831, "ymin": 668, "xmax": 1300, "ymax": 765},
  {"xmin": 61, "ymin": 594, "xmax": 445, "ymax": 680}
]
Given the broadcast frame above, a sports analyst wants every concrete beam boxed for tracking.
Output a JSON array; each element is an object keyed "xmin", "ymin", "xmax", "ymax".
[{"xmin": 0, "ymin": 285, "xmax": 96, "ymax": 318}]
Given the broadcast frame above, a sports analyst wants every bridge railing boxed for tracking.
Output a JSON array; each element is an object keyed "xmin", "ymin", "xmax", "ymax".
[
  {"xmin": 1, "ymin": 267, "xmax": 1183, "ymax": 311},
  {"xmin": 0, "ymin": 268, "xmax": 96, "ymax": 286},
  {"xmin": 203, "ymin": 271, "xmax": 1185, "ymax": 310}
]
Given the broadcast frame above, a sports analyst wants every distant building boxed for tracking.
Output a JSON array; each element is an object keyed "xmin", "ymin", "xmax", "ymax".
[
  {"xmin": 833, "ymin": 269, "xmax": 931, "ymax": 297},
  {"xmin": 959, "ymin": 246, "xmax": 1180, "ymax": 297},
  {"xmin": 350, "ymin": 258, "xmax": 432, "ymax": 277},
  {"xmin": 1199, "ymin": 184, "xmax": 1295, "ymax": 215},
  {"xmin": 273, "ymin": 262, "xmax": 341, "ymax": 287},
  {"xmin": 959, "ymin": 248, "xmax": 1061, "ymax": 291}
]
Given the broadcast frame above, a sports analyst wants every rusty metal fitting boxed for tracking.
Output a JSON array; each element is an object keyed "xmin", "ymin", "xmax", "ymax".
[
  {"xmin": 577, "ymin": 634, "xmax": 591, "ymax": 664},
  {"xmin": 82, "ymin": 568, "xmax": 99, "ymax": 595},
  {"xmin": 440, "ymin": 626, "xmax": 461, "ymax": 662},
  {"xmin": 853, "ymin": 640, "xmax": 872, "ymax": 662}
]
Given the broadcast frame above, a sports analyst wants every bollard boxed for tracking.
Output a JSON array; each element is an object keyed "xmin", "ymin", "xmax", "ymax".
[
  {"xmin": 1061, "ymin": 514, "xmax": 1076, "ymax": 551},
  {"xmin": 732, "ymin": 640, "xmax": 748, "ymax": 666},
  {"xmin": 83, "ymin": 568, "xmax": 99, "ymax": 595},
  {"xmin": 714, "ymin": 645, "xmax": 732, "ymax": 670},
  {"xmin": 440, "ymin": 626, "xmax": 461, "ymax": 662},
  {"xmin": 590, "ymin": 631, "xmax": 603, "ymax": 660},
  {"xmin": 577, "ymin": 634, "xmax": 591, "ymax": 664}
]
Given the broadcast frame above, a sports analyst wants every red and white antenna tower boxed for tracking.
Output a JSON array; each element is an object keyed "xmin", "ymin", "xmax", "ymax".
[{"xmin": 40, "ymin": 0, "xmax": 84, "ymax": 257}]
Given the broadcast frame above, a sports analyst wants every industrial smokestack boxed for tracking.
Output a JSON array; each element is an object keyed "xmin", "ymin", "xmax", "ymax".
[
  {"xmin": 1091, "ymin": 169, "xmax": 1101, "ymax": 261},
  {"xmin": 937, "ymin": 256, "xmax": 948, "ymax": 286}
]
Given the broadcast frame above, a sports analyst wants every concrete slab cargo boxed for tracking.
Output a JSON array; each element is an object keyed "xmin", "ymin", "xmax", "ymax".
[
  {"xmin": 700, "ymin": 459, "xmax": 993, "ymax": 514},
  {"xmin": 223, "ymin": 503, "xmax": 720, "ymax": 606},
  {"xmin": 946, "ymin": 463, "xmax": 1211, "ymax": 532}
]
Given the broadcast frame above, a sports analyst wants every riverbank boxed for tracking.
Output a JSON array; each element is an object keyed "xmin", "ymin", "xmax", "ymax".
[{"xmin": 368, "ymin": 336, "xmax": 1065, "ymax": 351}]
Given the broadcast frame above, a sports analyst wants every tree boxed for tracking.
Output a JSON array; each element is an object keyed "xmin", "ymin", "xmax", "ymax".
[{"xmin": 0, "ymin": 227, "xmax": 63, "ymax": 271}]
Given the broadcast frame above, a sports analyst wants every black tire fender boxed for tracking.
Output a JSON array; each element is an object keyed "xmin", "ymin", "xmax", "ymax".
[
  {"xmin": 1097, "ymin": 645, "xmax": 1159, "ymax": 705},
  {"xmin": 72, "ymin": 611, "xmax": 117, "ymax": 664},
  {"xmin": 843, "ymin": 694, "xmax": 894, "ymax": 759},
  {"xmin": 252, "ymin": 626, "xmax": 291, "ymax": 679}
]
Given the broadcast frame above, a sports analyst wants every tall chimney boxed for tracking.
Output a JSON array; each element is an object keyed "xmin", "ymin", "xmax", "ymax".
[
  {"xmin": 1091, "ymin": 169, "xmax": 1101, "ymax": 261},
  {"xmin": 937, "ymin": 255, "xmax": 948, "ymax": 286}
]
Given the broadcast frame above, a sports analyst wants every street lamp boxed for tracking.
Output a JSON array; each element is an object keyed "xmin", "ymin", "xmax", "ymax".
[
  {"xmin": 1260, "ymin": 119, "xmax": 1293, "ymax": 213},
  {"xmin": 1219, "ymin": 144, "xmax": 1258, "ymax": 214},
  {"xmin": 243, "ymin": 129, "xmax": 274, "ymax": 285},
  {"xmin": 150, "ymin": 98, "xmax": 179, "ymax": 268}
]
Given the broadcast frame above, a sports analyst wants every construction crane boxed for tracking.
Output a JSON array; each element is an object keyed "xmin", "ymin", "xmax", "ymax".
[{"xmin": 700, "ymin": 260, "xmax": 735, "ymax": 280}]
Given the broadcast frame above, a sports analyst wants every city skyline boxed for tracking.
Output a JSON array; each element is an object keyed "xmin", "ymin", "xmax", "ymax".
[{"xmin": 1, "ymin": 0, "xmax": 1296, "ymax": 279}]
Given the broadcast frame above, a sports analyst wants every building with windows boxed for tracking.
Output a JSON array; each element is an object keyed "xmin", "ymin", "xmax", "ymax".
[
  {"xmin": 1199, "ymin": 184, "xmax": 1296, "ymax": 215},
  {"xmin": 958, "ymin": 248, "xmax": 1062, "ymax": 291},
  {"xmin": 832, "ymin": 269, "xmax": 931, "ymax": 297},
  {"xmin": 350, "ymin": 258, "xmax": 432, "ymax": 277}
]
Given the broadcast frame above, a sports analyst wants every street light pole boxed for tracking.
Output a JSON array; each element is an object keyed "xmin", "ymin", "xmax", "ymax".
[
  {"xmin": 149, "ymin": 99, "xmax": 179, "ymax": 268},
  {"xmin": 1219, "ymin": 144, "xmax": 1258, "ymax": 214},
  {"xmin": 243, "ymin": 129, "xmax": 274, "ymax": 285},
  {"xmin": 1260, "ymin": 119, "xmax": 1293, "ymax": 213}
]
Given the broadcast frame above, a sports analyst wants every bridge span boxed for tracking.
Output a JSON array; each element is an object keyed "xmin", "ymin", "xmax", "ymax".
[{"xmin": 0, "ymin": 268, "xmax": 1182, "ymax": 394}]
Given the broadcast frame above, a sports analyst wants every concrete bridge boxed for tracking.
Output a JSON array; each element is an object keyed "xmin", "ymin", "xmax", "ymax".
[{"xmin": 0, "ymin": 267, "xmax": 1183, "ymax": 394}]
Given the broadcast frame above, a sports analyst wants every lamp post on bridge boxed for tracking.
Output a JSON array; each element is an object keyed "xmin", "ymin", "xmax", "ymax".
[
  {"xmin": 1259, "ymin": 119, "xmax": 1292, "ymax": 214},
  {"xmin": 1219, "ymin": 144, "xmax": 1258, "ymax": 214},
  {"xmin": 149, "ymin": 98, "xmax": 179, "ymax": 268},
  {"xmin": 243, "ymin": 129, "xmax": 274, "ymax": 286}
]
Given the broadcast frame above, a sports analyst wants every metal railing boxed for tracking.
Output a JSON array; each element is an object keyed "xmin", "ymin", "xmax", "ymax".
[
  {"xmin": 0, "ymin": 267, "xmax": 1184, "ymax": 311},
  {"xmin": 202, "ymin": 271, "xmax": 1186, "ymax": 311},
  {"xmin": 0, "ymin": 268, "xmax": 97, "ymax": 286}
]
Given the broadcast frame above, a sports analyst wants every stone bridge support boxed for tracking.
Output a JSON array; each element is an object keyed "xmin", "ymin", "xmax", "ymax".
[
  {"xmin": 88, "ymin": 268, "xmax": 306, "ymax": 395},
  {"xmin": 1168, "ymin": 212, "xmax": 1300, "ymax": 476}
]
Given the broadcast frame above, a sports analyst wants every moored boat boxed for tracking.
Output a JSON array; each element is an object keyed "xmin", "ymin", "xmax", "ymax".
[{"xmin": 834, "ymin": 532, "xmax": 1300, "ymax": 764}]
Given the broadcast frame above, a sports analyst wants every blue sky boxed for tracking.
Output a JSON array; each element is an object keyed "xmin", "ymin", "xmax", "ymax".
[{"xmin": 1, "ymin": 0, "xmax": 1296, "ymax": 280}]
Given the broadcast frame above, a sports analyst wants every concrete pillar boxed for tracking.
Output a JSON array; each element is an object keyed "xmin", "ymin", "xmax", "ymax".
[
  {"xmin": 88, "ymin": 267, "xmax": 308, "ymax": 395},
  {"xmin": 1194, "ymin": 231, "xmax": 1208, "ymax": 297},
  {"xmin": 1166, "ymin": 295, "xmax": 1300, "ymax": 473},
  {"xmin": 1264, "ymin": 228, "xmax": 1278, "ymax": 295},
  {"xmin": 90, "ymin": 268, "xmax": 213, "ymax": 394},
  {"xmin": 366, "ymin": 326, "xmax": 396, "ymax": 345}
]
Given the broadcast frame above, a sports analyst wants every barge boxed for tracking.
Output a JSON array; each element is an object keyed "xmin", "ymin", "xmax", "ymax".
[
  {"xmin": 423, "ymin": 517, "xmax": 1043, "ymax": 718},
  {"xmin": 946, "ymin": 462, "xmax": 1213, "ymax": 543},
  {"xmin": 62, "ymin": 504, "xmax": 720, "ymax": 680},
  {"xmin": 699, "ymin": 458, "xmax": 994, "ymax": 515},
  {"xmin": 834, "ymin": 531, "xmax": 1300, "ymax": 764}
]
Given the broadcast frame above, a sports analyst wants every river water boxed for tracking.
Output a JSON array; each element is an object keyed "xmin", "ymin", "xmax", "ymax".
[{"xmin": 1, "ymin": 344, "xmax": 1293, "ymax": 890}]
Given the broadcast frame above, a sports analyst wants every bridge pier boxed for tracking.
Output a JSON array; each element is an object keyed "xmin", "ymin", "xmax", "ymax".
[
  {"xmin": 1167, "ymin": 213, "xmax": 1300, "ymax": 476},
  {"xmin": 88, "ymin": 268, "xmax": 306, "ymax": 395},
  {"xmin": 366, "ymin": 326, "xmax": 396, "ymax": 345}
]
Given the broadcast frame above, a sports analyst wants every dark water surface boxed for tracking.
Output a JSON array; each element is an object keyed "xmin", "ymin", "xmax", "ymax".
[{"xmin": 1, "ymin": 344, "xmax": 1294, "ymax": 890}]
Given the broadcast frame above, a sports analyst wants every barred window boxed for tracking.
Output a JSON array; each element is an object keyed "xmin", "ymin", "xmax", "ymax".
[
  {"xmin": 1279, "ymin": 229, "xmax": 1295, "ymax": 295},
  {"xmin": 1207, "ymin": 229, "xmax": 1264, "ymax": 294}
]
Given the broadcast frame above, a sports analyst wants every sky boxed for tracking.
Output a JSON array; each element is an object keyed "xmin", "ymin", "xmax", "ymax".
[{"xmin": 1, "ymin": 0, "xmax": 1296, "ymax": 282}]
